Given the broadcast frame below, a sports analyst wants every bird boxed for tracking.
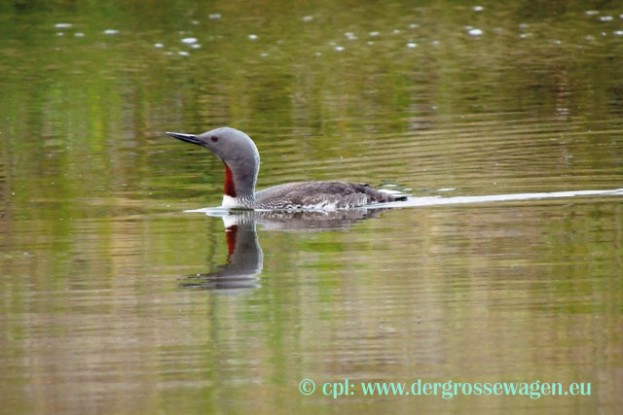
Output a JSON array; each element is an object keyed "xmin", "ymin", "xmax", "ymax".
[{"xmin": 166, "ymin": 127, "xmax": 406, "ymax": 210}]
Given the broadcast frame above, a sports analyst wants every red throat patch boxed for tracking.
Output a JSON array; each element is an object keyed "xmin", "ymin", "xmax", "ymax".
[{"xmin": 224, "ymin": 163, "xmax": 237, "ymax": 197}]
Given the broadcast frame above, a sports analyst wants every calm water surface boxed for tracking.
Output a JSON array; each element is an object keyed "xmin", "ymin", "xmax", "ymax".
[{"xmin": 1, "ymin": 1, "xmax": 623, "ymax": 414}]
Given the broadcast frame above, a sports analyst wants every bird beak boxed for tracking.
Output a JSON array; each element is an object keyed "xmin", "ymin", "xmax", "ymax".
[{"xmin": 166, "ymin": 131, "xmax": 202, "ymax": 145}]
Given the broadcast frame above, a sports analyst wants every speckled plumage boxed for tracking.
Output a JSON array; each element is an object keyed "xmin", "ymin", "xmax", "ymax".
[
  {"xmin": 254, "ymin": 181, "xmax": 400, "ymax": 209},
  {"xmin": 166, "ymin": 127, "xmax": 406, "ymax": 210}
]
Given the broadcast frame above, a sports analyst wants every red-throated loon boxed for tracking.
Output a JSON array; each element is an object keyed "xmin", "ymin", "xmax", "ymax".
[{"xmin": 166, "ymin": 127, "xmax": 406, "ymax": 210}]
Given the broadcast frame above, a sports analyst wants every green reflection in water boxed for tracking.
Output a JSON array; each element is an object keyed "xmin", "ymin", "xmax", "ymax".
[{"xmin": 1, "ymin": 1, "xmax": 623, "ymax": 415}]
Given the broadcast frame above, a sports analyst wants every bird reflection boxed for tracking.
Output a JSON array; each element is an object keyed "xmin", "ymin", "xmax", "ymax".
[{"xmin": 178, "ymin": 208, "xmax": 388, "ymax": 291}]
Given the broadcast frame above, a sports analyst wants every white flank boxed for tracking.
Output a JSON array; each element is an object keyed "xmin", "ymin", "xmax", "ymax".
[
  {"xmin": 222, "ymin": 195, "xmax": 241, "ymax": 208},
  {"xmin": 304, "ymin": 201, "xmax": 340, "ymax": 211}
]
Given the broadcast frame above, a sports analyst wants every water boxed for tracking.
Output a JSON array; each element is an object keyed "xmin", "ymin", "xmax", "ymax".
[{"xmin": 1, "ymin": 1, "xmax": 623, "ymax": 414}]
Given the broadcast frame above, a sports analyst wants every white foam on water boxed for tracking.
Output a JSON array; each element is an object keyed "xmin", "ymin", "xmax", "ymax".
[{"xmin": 374, "ymin": 188, "xmax": 623, "ymax": 209}]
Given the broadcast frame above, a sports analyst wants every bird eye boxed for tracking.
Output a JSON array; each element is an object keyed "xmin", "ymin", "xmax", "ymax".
[{"xmin": 211, "ymin": 136, "xmax": 218, "ymax": 142}]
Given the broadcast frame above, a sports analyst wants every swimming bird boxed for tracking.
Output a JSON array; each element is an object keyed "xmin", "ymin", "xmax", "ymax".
[{"xmin": 166, "ymin": 127, "xmax": 406, "ymax": 210}]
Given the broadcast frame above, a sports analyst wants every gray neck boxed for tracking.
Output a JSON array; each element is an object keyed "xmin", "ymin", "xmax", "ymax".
[
  {"xmin": 217, "ymin": 129, "xmax": 261, "ymax": 205},
  {"xmin": 230, "ymin": 161, "xmax": 258, "ymax": 201}
]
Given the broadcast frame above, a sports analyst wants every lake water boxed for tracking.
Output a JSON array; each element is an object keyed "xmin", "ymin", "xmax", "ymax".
[{"xmin": 1, "ymin": 1, "xmax": 622, "ymax": 414}]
